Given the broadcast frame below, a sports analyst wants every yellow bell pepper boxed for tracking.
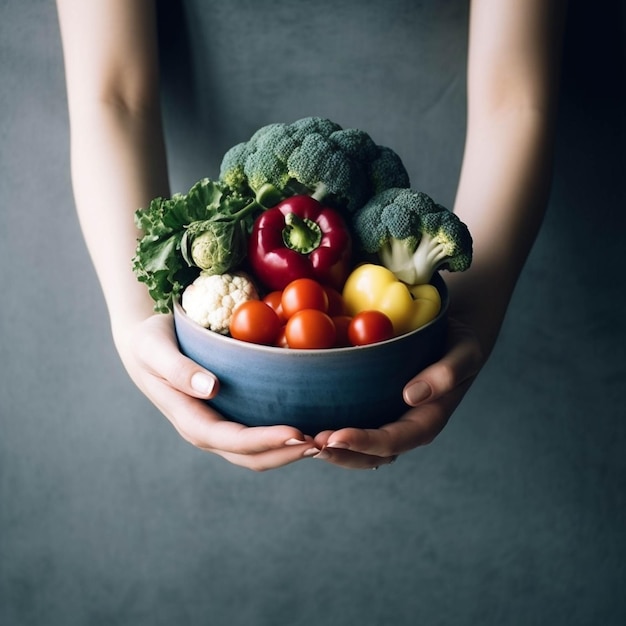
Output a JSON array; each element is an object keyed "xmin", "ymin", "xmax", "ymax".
[{"xmin": 342, "ymin": 264, "xmax": 441, "ymax": 336}]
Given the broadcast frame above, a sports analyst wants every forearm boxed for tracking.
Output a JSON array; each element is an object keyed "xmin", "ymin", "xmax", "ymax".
[
  {"xmin": 68, "ymin": 101, "xmax": 169, "ymax": 329},
  {"xmin": 449, "ymin": 108, "xmax": 556, "ymax": 352}
]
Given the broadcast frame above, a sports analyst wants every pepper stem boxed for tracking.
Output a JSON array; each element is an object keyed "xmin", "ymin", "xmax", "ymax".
[{"xmin": 282, "ymin": 212, "xmax": 322, "ymax": 254}]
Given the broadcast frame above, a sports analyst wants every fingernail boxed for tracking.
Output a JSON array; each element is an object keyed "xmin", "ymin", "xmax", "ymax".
[
  {"xmin": 303, "ymin": 448, "xmax": 321, "ymax": 457},
  {"xmin": 285, "ymin": 438, "xmax": 307, "ymax": 446},
  {"xmin": 326, "ymin": 441, "xmax": 350, "ymax": 450},
  {"xmin": 191, "ymin": 372, "xmax": 215, "ymax": 396},
  {"xmin": 405, "ymin": 381, "xmax": 431, "ymax": 405}
]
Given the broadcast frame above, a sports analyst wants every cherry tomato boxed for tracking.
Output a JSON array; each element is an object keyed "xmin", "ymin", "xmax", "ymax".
[
  {"xmin": 262, "ymin": 290, "xmax": 287, "ymax": 324},
  {"xmin": 285, "ymin": 309, "xmax": 336, "ymax": 349},
  {"xmin": 323, "ymin": 285, "xmax": 348, "ymax": 317},
  {"xmin": 332, "ymin": 315, "xmax": 353, "ymax": 348},
  {"xmin": 274, "ymin": 326, "xmax": 289, "ymax": 348},
  {"xmin": 348, "ymin": 310, "xmax": 394, "ymax": 346},
  {"xmin": 229, "ymin": 300, "xmax": 281, "ymax": 345},
  {"xmin": 281, "ymin": 278, "xmax": 328, "ymax": 319}
]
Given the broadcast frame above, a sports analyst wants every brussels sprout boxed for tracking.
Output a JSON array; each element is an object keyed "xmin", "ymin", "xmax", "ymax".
[{"xmin": 181, "ymin": 219, "xmax": 249, "ymax": 276}]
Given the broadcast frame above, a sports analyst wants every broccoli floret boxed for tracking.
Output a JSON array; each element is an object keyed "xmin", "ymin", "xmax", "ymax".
[
  {"xmin": 219, "ymin": 117, "xmax": 410, "ymax": 212},
  {"xmin": 368, "ymin": 146, "xmax": 413, "ymax": 196},
  {"xmin": 219, "ymin": 141, "xmax": 249, "ymax": 191},
  {"xmin": 352, "ymin": 187, "xmax": 473, "ymax": 285}
]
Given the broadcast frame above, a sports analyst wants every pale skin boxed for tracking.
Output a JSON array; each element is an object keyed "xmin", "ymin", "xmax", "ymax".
[{"xmin": 56, "ymin": 0, "xmax": 567, "ymax": 471}]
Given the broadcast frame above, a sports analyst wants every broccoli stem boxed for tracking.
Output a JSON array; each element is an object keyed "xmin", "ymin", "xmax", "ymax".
[
  {"xmin": 380, "ymin": 233, "xmax": 448, "ymax": 285},
  {"xmin": 255, "ymin": 183, "xmax": 284, "ymax": 209},
  {"xmin": 410, "ymin": 232, "xmax": 449, "ymax": 284},
  {"xmin": 310, "ymin": 182, "xmax": 329, "ymax": 202},
  {"xmin": 226, "ymin": 200, "xmax": 260, "ymax": 221},
  {"xmin": 282, "ymin": 212, "xmax": 322, "ymax": 254},
  {"xmin": 218, "ymin": 193, "xmax": 268, "ymax": 224}
]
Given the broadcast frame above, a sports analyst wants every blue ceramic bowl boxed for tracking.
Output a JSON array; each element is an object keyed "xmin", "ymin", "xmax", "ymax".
[{"xmin": 174, "ymin": 274, "xmax": 448, "ymax": 436}]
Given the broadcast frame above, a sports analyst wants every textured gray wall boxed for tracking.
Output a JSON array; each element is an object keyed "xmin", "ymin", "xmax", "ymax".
[{"xmin": 1, "ymin": 1, "xmax": 625, "ymax": 625}]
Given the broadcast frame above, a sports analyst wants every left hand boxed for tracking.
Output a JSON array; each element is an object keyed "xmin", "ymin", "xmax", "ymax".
[{"xmin": 312, "ymin": 318, "xmax": 484, "ymax": 469}]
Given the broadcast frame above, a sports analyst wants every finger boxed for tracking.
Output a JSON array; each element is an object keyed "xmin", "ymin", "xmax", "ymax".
[
  {"xmin": 132, "ymin": 315, "xmax": 220, "ymax": 400},
  {"xmin": 189, "ymin": 420, "xmax": 314, "ymax": 456},
  {"xmin": 218, "ymin": 444, "xmax": 320, "ymax": 472},
  {"xmin": 322, "ymin": 382, "xmax": 470, "ymax": 458},
  {"xmin": 312, "ymin": 429, "xmax": 334, "ymax": 450},
  {"xmin": 403, "ymin": 320, "xmax": 483, "ymax": 406},
  {"xmin": 313, "ymin": 447, "xmax": 398, "ymax": 471},
  {"xmin": 141, "ymin": 372, "xmax": 311, "ymax": 455}
]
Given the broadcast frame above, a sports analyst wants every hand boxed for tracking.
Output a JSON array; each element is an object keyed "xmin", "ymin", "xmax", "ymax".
[
  {"xmin": 115, "ymin": 314, "xmax": 320, "ymax": 470},
  {"xmin": 312, "ymin": 317, "xmax": 485, "ymax": 469}
]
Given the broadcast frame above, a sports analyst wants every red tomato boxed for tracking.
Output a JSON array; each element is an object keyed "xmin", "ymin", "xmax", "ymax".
[
  {"xmin": 332, "ymin": 315, "xmax": 353, "ymax": 348},
  {"xmin": 262, "ymin": 290, "xmax": 287, "ymax": 324},
  {"xmin": 323, "ymin": 286, "xmax": 348, "ymax": 317},
  {"xmin": 274, "ymin": 326, "xmax": 289, "ymax": 348},
  {"xmin": 348, "ymin": 310, "xmax": 394, "ymax": 346},
  {"xmin": 229, "ymin": 300, "xmax": 281, "ymax": 345},
  {"xmin": 285, "ymin": 309, "xmax": 336, "ymax": 349},
  {"xmin": 281, "ymin": 278, "xmax": 328, "ymax": 319}
]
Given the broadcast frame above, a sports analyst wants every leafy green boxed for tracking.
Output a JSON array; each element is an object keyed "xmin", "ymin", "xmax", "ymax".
[{"xmin": 132, "ymin": 178, "xmax": 261, "ymax": 313}]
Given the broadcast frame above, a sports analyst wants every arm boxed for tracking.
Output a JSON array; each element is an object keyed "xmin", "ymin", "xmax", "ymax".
[
  {"xmin": 57, "ymin": 0, "xmax": 168, "ymax": 332},
  {"xmin": 56, "ymin": 0, "xmax": 316, "ymax": 469},
  {"xmin": 314, "ymin": 0, "xmax": 568, "ymax": 468},
  {"xmin": 449, "ymin": 0, "xmax": 567, "ymax": 351}
]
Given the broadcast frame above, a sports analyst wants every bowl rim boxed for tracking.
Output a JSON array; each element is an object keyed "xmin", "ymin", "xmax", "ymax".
[{"xmin": 174, "ymin": 272, "xmax": 449, "ymax": 357}]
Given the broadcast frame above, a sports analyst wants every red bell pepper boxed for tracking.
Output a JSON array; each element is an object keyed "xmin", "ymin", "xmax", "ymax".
[{"xmin": 248, "ymin": 195, "xmax": 352, "ymax": 291}]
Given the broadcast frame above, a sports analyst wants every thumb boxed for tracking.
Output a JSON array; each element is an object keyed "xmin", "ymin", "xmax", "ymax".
[
  {"xmin": 133, "ymin": 314, "xmax": 220, "ymax": 399},
  {"xmin": 403, "ymin": 319, "xmax": 483, "ymax": 406}
]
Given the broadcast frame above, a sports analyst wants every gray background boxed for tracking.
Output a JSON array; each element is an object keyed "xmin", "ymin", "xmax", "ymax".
[{"xmin": 1, "ymin": 1, "xmax": 625, "ymax": 625}]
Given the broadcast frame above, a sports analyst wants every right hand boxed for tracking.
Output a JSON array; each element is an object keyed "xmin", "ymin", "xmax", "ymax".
[{"xmin": 114, "ymin": 313, "xmax": 320, "ymax": 470}]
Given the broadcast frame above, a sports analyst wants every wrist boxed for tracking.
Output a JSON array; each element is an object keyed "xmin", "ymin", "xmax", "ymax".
[
  {"xmin": 107, "ymin": 289, "xmax": 157, "ymax": 350},
  {"xmin": 445, "ymin": 265, "xmax": 513, "ymax": 359}
]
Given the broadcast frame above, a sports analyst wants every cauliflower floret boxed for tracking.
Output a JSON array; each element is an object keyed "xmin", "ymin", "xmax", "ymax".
[{"xmin": 181, "ymin": 271, "xmax": 259, "ymax": 333}]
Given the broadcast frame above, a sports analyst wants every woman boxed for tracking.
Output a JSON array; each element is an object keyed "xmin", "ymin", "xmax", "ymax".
[{"xmin": 55, "ymin": 0, "xmax": 567, "ymax": 470}]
